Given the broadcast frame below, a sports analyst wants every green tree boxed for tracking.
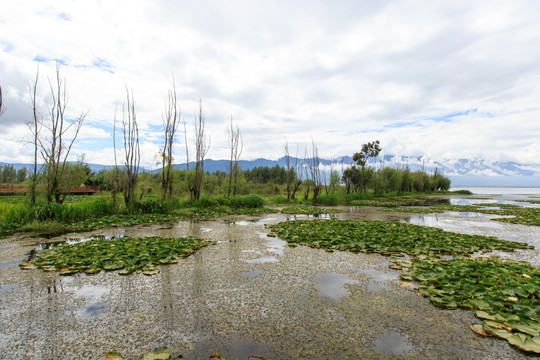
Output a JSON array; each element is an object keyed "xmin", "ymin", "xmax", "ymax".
[
  {"xmin": 16, "ymin": 168, "xmax": 28, "ymax": 183},
  {"xmin": 352, "ymin": 140, "xmax": 381, "ymax": 192},
  {"xmin": 1, "ymin": 165, "xmax": 16, "ymax": 184}
]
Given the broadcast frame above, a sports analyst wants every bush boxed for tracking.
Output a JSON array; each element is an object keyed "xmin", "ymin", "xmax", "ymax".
[
  {"xmin": 135, "ymin": 198, "xmax": 168, "ymax": 214},
  {"xmin": 315, "ymin": 194, "xmax": 338, "ymax": 206},
  {"xmin": 227, "ymin": 195, "xmax": 265, "ymax": 209}
]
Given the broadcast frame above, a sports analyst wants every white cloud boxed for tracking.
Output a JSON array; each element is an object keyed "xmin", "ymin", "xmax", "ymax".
[{"xmin": 1, "ymin": 0, "xmax": 539, "ymax": 168}]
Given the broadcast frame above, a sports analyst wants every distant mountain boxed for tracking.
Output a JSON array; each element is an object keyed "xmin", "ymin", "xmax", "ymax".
[{"xmin": 2, "ymin": 155, "xmax": 539, "ymax": 187}]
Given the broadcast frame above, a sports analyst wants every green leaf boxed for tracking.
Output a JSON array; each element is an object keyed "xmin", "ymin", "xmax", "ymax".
[{"xmin": 138, "ymin": 347, "xmax": 171, "ymax": 360}]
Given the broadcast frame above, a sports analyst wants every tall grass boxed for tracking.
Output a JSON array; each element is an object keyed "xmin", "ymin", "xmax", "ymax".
[
  {"xmin": 179, "ymin": 194, "xmax": 266, "ymax": 209},
  {"xmin": 3, "ymin": 197, "xmax": 115, "ymax": 225}
]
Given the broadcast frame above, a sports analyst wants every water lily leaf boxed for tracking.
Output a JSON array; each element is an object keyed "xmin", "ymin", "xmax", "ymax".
[
  {"xmin": 482, "ymin": 323, "xmax": 513, "ymax": 339},
  {"xmin": 18, "ymin": 262, "xmax": 37, "ymax": 269},
  {"xmin": 138, "ymin": 347, "xmax": 171, "ymax": 360},
  {"xmin": 508, "ymin": 333, "xmax": 540, "ymax": 353},
  {"xmin": 142, "ymin": 267, "xmax": 160, "ymax": 276},
  {"xmin": 106, "ymin": 352, "xmax": 125, "ymax": 360},
  {"xmin": 470, "ymin": 299, "xmax": 491, "ymax": 310},
  {"xmin": 510, "ymin": 322, "xmax": 540, "ymax": 337},
  {"xmin": 471, "ymin": 323, "xmax": 489, "ymax": 336}
]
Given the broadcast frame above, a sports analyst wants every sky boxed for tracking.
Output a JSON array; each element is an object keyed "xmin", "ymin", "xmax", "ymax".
[{"xmin": 1, "ymin": 0, "xmax": 539, "ymax": 169}]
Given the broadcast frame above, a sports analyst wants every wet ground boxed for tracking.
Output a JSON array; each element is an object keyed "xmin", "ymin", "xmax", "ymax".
[{"xmin": 1, "ymin": 200, "xmax": 539, "ymax": 359}]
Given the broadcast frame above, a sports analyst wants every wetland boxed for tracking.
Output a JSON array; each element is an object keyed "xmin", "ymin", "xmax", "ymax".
[{"xmin": 1, "ymin": 190, "xmax": 540, "ymax": 359}]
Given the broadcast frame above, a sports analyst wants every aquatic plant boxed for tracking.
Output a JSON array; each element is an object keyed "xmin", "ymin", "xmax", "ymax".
[
  {"xmin": 19, "ymin": 235, "xmax": 213, "ymax": 275},
  {"xmin": 266, "ymin": 219, "xmax": 531, "ymax": 256},
  {"xmin": 266, "ymin": 219, "xmax": 538, "ymax": 353},
  {"xmin": 392, "ymin": 256, "xmax": 540, "ymax": 353}
]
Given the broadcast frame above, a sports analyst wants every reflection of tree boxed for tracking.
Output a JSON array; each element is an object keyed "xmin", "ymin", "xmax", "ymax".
[
  {"xmin": 160, "ymin": 264, "xmax": 174, "ymax": 345},
  {"xmin": 120, "ymin": 275, "xmax": 135, "ymax": 312},
  {"xmin": 44, "ymin": 275, "xmax": 62, "ymax": 358}
]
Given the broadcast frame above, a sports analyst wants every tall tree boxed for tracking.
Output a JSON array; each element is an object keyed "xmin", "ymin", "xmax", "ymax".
[
  {"xmin": 33, "ymin": 63, "xmax": 86, "ymax": 203},
  {"xmin": 187, "ymin": 100, "xmax": 210, "ymax": 201},
  {"xmin": 227, "ymin": 116, "xmax": 242, "ymax": 196},
  {"xmin": 0, "ymin": 85, "xmax": 4, "ymax": 117},
  {"xmin": 121, "ymin": 86, "xmax": 140, "ymax": 209},
  {"xmin": 353, "ymin": 140, "xmax": 381, "ymax": 192},
  {"xmin": 307, "ymin": 139, "xmax": 323, "ymax": 203},
  {"xmin": 161, "ymin": 79, "xmax": 180, "ymax": 200},
  {"xmin": 28, "ymin": 62, "xmax": 41, "ymax": 204}
]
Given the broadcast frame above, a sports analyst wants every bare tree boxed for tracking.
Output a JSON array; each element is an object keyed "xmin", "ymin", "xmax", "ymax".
[
  {"xmin": 121, "ymin": 86, "xmax": 140, "ymax": 209},
  {"xmin": 0, "ymin": 85, "xmax": 4, "ymax": 117},
  {"xmin": 307, "ymin": 139, "xmax": 323, "ymax": 203},
  {"xmin": 27, "ymin": 63, "xmax": 41, "ymax": 204},
  {"xmin": 161, "ymin": 79, "xmax": 180, "ymax": 200},
  {"xmin": 187, "ymin": 100, "xmax": 210, "ymax": 201},
  {"xmin": 302, "ymin": 148, "xmax": 310, "ymax": 200},
  {"xmin": 33, "ymin": 63, "xmax": 86, "ymax": 203},
  {"xmin": 227, "ymin": 116, "xmax": 242, "ymax": 196},
  {"xmin": 284, "ymin": 140, "xmax": 292, "ymax": 200},
  {"xmin": 284, "ymin": 140, "xmax": 302, "ymax": 200}
]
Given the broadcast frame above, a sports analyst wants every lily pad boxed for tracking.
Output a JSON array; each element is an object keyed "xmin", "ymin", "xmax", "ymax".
[{"xmin": 139, "ymin": 347, "xmax": 171, "ymax": 360}]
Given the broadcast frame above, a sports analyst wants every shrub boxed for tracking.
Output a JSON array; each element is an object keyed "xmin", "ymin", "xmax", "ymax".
[{"xmin": 315, "ymin": 193, "xmax": 338, "ymax": 206}]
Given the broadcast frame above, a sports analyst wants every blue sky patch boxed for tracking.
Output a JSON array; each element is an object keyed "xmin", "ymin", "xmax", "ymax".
[
  {"xmin": 431, "ymin": 109, "xmax": 478, "ymax": 122},
  {"xmin": 33, "ymin": 55, "xmax": 68, "ymax": 66}
]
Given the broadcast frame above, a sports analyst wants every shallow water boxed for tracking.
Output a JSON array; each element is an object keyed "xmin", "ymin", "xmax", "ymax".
[{"xmin": 0, "ymin": 204, "xmax": 538, "ymax": 359}]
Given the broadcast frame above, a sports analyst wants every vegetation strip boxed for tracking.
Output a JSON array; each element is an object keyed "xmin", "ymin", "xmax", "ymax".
[
  {"xmin": 19, "ymin": 236, "xmax": 212, "ymax": 276},
  {"xmin": 279, "ymin": 206, "xmax": 345, "ymax": 215},
  {"xmin": 266, "ymin": 219, "xmax": 538, "ymax": 353},
  {"xmin": 266, "ymin": 219, "xmax": 531, "ymax": 256}
]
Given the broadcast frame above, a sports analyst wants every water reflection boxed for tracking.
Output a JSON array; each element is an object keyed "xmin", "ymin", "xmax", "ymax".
[
  {"xmin": 373, "ymin": 330, "xmax": 413, "ymax": 355},
  {"xmin": 316, "ymin": 273, "xmax": 359, "ymax": 301},
  {"xmin": 408, "ymin": 215, "xmax": 504, "ymax": 229}
]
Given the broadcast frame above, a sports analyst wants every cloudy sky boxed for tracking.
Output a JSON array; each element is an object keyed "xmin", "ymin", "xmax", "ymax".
[{"xmin": 1, "ymin": 0, "xmax": 539, "ymax": 168}]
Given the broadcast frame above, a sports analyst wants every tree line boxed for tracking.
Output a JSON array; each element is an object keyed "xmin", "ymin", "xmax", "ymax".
[{"xmin": 0, "ymin": 64, "xmax": 450, "ymax": 208}]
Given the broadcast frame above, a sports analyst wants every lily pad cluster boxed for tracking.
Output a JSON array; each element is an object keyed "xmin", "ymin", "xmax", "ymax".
[
  {"xmin": 392, "ymin": 256, "xmax": 540, "ymax": 353},
  {"xmin": 19, "ymin": 236, "xmax": 212, "ymax": 275},
  {"xmin": 266, "ymin": 219, "xmax": 538, "ymax": 353},
  {"xmin": 266, "ymin": 219, "xmax": 532, "ymax": 257}
]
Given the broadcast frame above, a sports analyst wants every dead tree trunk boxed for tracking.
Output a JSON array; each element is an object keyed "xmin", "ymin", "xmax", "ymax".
[
  {"xmin": 122, "ymin": 86, "xmax": 140, "ymax": 210},
  {"xmin": 188, "ymin": 100, "xmax": 210, "ymax": 201},
  {"xmin": 227, "ymin": 116, "xmax": 242, "ymax": 197},
  {"xmin": 34, "ymin": 63, "xmax": 86, "ymax": 204},
  {"xmin": 27, "ymin": 65, "xmax": 41, "ymax": 205},
  {"xmin": 161, "ymin": 80, "xmax": 180, "ymax": 200},
  {"xmin": 307, "ymin": 139, "xmax": 322, "ymax": 203}
]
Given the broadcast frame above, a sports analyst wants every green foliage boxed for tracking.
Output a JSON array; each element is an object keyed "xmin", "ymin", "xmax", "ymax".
[
  {"xmin": 314, "ymin": 193, "xmax": 338, "ymax": 206},
  {"xmin": 3, "ymin": 197, "xmax": 115, "ymax": 225},
  {"xmin": 279, "ymin": 206, "xmax": 344, "ymax": 215},
  {"xmin": 182, "ymin": 194, "xmax": 265, "ymax": 209},
  {"xmin": 266, "ymin": 219, "xmax": 531, "ymax": 256},
  {"xmin": 244, "ymin": 165, "xmax": 288, "ymax": 184},
  {"xmin": 135, "ymin": 198, "xmax": 169, "ymax": 214},
  {"xmin": 20, "ymin": 236, "xmax": 212, "ymax": 275},
  {"xmin": 266, "ymin": 218, "xmax": 538, "ymax": 353},
  {"xmin": 392, "ymin": 256, "xmax": 540, "ymax": 353}
]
